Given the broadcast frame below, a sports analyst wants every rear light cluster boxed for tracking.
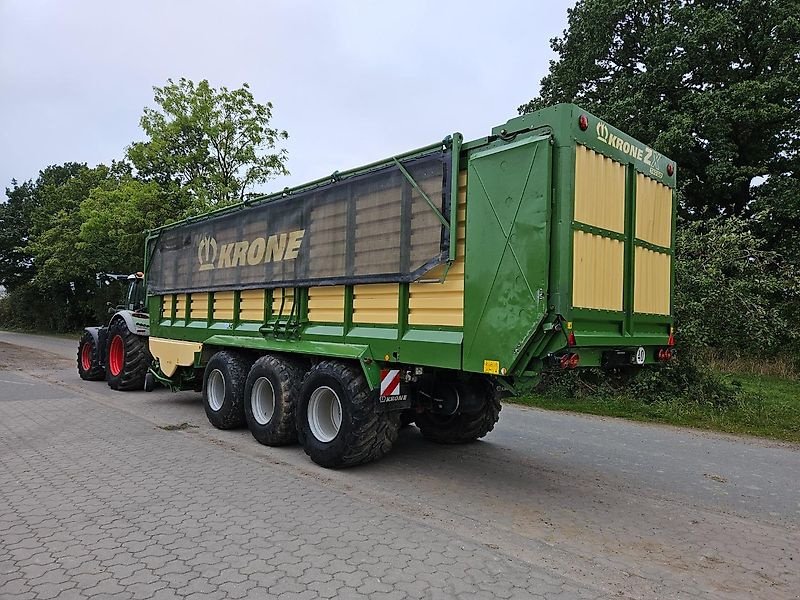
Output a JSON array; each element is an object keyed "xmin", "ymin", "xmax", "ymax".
[
  {"xmin": 560, "ymin": 353, "xmax": 580, "ymax": 369},
  {"xmin": 657, "ymin": 348, "xmax": 674, "ymax": 361}
]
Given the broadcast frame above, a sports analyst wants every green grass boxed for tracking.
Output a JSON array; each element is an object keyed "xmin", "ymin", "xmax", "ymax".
[{"xmin": 511, "ymin": 373, "xmax": 800, "ymax": 444}]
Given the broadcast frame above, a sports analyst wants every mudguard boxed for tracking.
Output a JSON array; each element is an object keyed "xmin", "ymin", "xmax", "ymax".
[{"xmin": 110, "ymin": 310, "xmax": 150, "ymax": 337}]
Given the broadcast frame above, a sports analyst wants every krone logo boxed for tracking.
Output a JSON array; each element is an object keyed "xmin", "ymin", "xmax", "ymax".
[
  {"xmin": 198, "ymin": 235, "xmax": 218, "ymax": 271},
  {"xmin": 196, "ymin": 229, "xmax": 306, "ymax": 272},
  {"xmin": 595, "ymin": 120, "xmax": 664, "ymax": 176}
]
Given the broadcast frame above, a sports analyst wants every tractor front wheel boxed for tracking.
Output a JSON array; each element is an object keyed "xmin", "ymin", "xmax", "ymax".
[
  {"xmin": 77, "ymin": 331, "xmax": 104, "ymax": 381},
  {"xmin": 106, "ymin": 319, "xmax": 151, "ymax": 391}
]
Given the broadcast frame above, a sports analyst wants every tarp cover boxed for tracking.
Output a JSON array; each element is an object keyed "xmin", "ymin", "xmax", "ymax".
[{"xmin": 147, "ymin": 151, "xmax": 451, "ymax": 295}]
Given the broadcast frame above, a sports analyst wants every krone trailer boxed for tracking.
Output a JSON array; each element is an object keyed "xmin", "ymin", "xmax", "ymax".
[{"xmin": 125, "ymin": 104, "xmax": 678, "ymax": 467}]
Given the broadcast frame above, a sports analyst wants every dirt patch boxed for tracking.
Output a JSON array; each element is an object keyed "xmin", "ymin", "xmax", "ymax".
[
  {"xmin": 157, "ymin": 422, "xmax": 198, "ymax": 431},
  {"xmin": 0, "ymin": 341, "xmax": 74, "ymax": 371}
]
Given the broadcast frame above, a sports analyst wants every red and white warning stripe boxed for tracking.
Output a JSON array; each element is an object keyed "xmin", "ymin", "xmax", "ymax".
[{"xmin": 380, "ymin": 369, "xmax": 401, "ymax": 396}]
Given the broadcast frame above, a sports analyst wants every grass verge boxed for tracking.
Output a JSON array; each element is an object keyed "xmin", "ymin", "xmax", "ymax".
[{"xmin": 511, "ymin": 373, "xmax": 800, "ymax": 444}]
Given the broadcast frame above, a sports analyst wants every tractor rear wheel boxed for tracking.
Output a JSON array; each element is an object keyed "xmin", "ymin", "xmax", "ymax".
[
  {"xmin": 106, "ymin": 319, "xmax": 151, "ymax": 391},
  {"xmin": 77, "ymin": 331, "xmax": 104, "ymax": 381}
]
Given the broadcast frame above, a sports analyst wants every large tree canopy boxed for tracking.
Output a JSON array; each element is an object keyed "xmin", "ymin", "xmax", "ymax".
[
  {"xmin": 0, "ymin": 78, "xmax": 290, "ymax": 331},
  {"xmin": 128, "ymin": 78, "xmax": 289, "ymax": 207},
  {"xmin": 520, "ymin": 0, "xmax": 800, "ymax": 219}
]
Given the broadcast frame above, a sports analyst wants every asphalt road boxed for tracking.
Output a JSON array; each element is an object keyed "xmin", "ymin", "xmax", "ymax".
[{"xmin": 1, "ymin": 331, "xmax": 798, "ymax": 599}]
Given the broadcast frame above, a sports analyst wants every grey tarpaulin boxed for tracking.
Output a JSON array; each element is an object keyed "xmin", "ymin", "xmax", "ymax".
[{"xmin": 146, "ymin": 151, "xmax": 452, "ymax": 295}]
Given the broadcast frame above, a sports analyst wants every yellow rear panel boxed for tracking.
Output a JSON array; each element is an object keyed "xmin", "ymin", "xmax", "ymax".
[
  {"xmin": 572, "ymin": 230, "xmax": 624, "ymax": 311},
  {"xmin": 189, "ymin": 293, "xmax": 208, "ymax": 320},
  {"xmin": 212, "ymin": 291, "xmax": 234, "ymax": 321},
  {"xmin": 161, "ymin": 294, "xmax": 173, "ymax": 319},
  {"xmin": 270, "ymin": 288, "xmax": 293, "ymax": 319},
  {"xmin": 574, "ymin": 145, "xmax": 625, "ymax": 233},
  {"xmin": 636, "ymin": 174, "xmax": 673, "ymax": 248},
  {"xmin": 634, "ymin": 247, "xmax": 671, "ymax": 315},
  {"xmin": 308, "ymin": 286, "xmax": 345, "ymax": 323},
  {"xmin": 353, "ymin": 283, "xmax": 399, "ymax": 324},
  {"xmin": 240, "ymin": 289, "xmax": 265, "ymax": 322},
  {"xmin": 408, "ymin": 170, "xmax": 466, "ymax": 327},
  {"xmin": 174, "ymin": 294, "xmax": 187, "ymax": 319}
]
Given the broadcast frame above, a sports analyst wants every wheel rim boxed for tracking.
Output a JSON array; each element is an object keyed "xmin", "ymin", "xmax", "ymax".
[
  {"xmin": 251, "ymin": 377, "xmax": 276, "ymax": 425},
  {"xmin": 108, "ymin": 335, "xmax": 124, "ymax": 376},
  {"xmin": 307, "ymin": 386, "xmax": 342, "ymax": 443},
  {"xmin": 207, "ymin": 369, "xmax": 226, "ymax": 412},
  {"xmin": 80, "ymin": 342, "xmax": 93, "ymax": 371}
]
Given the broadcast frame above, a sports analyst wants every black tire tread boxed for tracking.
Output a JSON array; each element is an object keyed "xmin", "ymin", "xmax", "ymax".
[
  {"xmin": 245, "ymin": 354, "xmax": 304, "ymax": 446},
  {"xmin": 298, "ymin": 360, "xmax": 400, "ymax": 468},
  {"xmin": 416, "ymin": 379, "xmax": 502, "ymax": 444},
  {"xmin": 203, "ymin": 350, "xmax": 252, "ymax": 430},
  {"xmin": 77, "ymin": 331, "xmax": 104, "ymax": 381},
  {"xmin": 106, "ymin": 319, "xmax": 151, "ymax": 391}
]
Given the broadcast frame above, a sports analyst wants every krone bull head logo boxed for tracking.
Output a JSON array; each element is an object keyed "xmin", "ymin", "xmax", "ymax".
[{"xmin": 198, "ymin": 235, "xmax": 218, "ymax": 271}]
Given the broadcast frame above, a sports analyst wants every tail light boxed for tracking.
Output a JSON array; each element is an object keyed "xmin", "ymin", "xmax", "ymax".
[
  {"xmin": 578, "ymin": 114, "xmax": 589, "ymax": 131},
  {"xmin": 560, "ymin": 353, "xmax": 580, "ymax": 369},
  {"xmin": 657, "ymin": 348, "xmax": 674, "ymax": 362}
]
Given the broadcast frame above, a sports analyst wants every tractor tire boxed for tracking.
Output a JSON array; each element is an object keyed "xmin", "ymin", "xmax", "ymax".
[
  {"xmin": 244, "ymin": 354, "xmax": 304, "ymax": 446},
  {"xmin": 77, "ymin": 331, "xmax": 104, "ymax": 381},
  {"xmin": 416, "ymin": 378, "xmax": 502, "ymax": 444},
  {"xmin": 202, "ymin": 350, "xmax": 252, "ymax": 430},
  {"xmin": 296, "ymin": 360, "xmax": 400, "ymax": 468},
  {"xmin": 106, "ymin": 319, "xmax": 151, "ymax": 391}
]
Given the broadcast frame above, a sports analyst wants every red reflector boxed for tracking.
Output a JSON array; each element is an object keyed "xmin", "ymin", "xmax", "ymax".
[
  {"xmin": 667, "ymin": 163, "xmax": 674, "ymax": 176},
  {"xmin": 567, "ymin": 331, "xmax": 576, "ymax": 346},
  {"xmin": 668, "ymin": 332, "xmax": 675, "ymax": 346},
  {"xmin": 578, "ymin": 114, "xmax": 589, "ymax": 131}
]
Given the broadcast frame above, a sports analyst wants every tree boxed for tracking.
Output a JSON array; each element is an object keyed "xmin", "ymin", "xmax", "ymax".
[
  {"xmin": 0, "ymin": 180, "xmax": 39, "ymax": 290},
  {"xmin": 78, "ymin": 178, "xmax": 187, "ymax": 275},
  {"xmin": 128, "ymin": 78, "xmax": 288, "ymax": 207},
  {"xmin": 520, "ymin": 0, "xmax": 800, "ymax": 219}
]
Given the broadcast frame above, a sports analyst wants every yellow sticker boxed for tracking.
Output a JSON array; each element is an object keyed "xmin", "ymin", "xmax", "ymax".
[{"xmin": 483, "ymin": 360, "xmax": 500, "ymax": 375}]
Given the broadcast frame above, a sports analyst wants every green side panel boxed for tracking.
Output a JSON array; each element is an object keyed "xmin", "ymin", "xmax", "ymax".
[{"xmin": 463, "ymin": 135, "xmax": 552, "ymax": 374}]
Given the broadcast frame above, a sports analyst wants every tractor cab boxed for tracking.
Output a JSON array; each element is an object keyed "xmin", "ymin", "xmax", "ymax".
[{"xmin": 122, "ymin": 272, "xmax": 147, "ymax": 313}]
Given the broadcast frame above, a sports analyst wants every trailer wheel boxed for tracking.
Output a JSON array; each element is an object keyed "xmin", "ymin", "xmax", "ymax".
[
  {"xmin": 106, "ymin": 319, "xmax": 151, "ymax": 391},
  {"xmin": 297, "ymin": 361, "xmax": 400, "ymax": 468},
  {"xmin": 416, "ymin": 379, "xmax": 502, "ymax": 444},
  {"xmin": 77, "ymin": 331, "xmax": 104, "ymax": 381},
  {"xmin": 244, "ymin": 355, "xmax": 304, "ymax": 446},
  {"xmin": 202, "ymin": 350, "xmax": 252, "ymax": 430}
]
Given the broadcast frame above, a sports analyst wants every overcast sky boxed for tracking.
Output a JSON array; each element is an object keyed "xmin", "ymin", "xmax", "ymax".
[{"xmin": 0, "ymin": 0, "xmax": 573, "ymax": 195}]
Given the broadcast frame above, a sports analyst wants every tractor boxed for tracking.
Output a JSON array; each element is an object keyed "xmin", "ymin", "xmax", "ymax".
[{"xmin": 76, "ymin": 272, "xmax": 152, "ymax": 390}]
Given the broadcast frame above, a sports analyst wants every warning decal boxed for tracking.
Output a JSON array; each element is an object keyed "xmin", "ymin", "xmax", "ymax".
[{"xmin": 380, "ymin": 369, "xmax": 401, "ymax": 397}]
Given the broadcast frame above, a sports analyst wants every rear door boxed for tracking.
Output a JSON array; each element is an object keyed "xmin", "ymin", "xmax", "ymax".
[
  {"xmin": 570, "ymin": 131, "xmax": 675, "ymax": 347},
  {"xmin": 462, "ymin": 134, "xmax": 552, "ymax": 375}
]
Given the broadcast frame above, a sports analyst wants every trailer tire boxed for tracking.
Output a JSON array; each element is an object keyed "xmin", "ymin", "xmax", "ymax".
[
  {"xmin": 297, "ymin": 361, "xmax": 400, "ymax": 468},
  {"xmin": 106, "ymin": 319, "xmax": 151, "ymax": 391},
  {"xmin": 416, "ymin": 380, "xmax": 502, "ymax": 444},
  {"xmin": 244, "ymin": 354, "xmax": 303, "ymax": 446},
  {"xmin": 202, "ymin": 350, "xmax": 252, "ymax": 430},
  {"xmin": 77, "ymin": 331, "xmax": 105, "ymax": 381}
]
